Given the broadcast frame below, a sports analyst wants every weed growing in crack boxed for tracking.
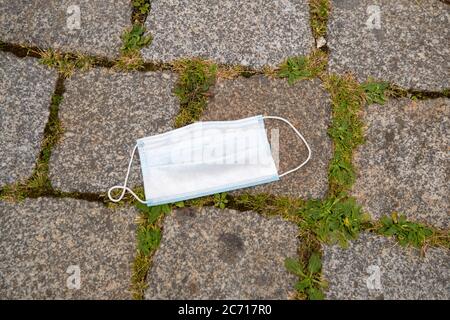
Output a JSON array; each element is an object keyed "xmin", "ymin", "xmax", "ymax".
[
  {"xmin": 298, "ymin": 195, "xmax": 369, "ymax": 246},
  {"xmin": 132, "ymin": 0, "xmax": 151, "ymax": 18},
  {"xmin": 214, "ymin": 193, "xmax": 229, "ymax": 209},
  {"xmin": 278, "ymin": 50, "xmax": 327, "ymax": 84},
  {"xmin": 376, "ymin": 212, "xmax": 449, "ymax": 249},
  {"xmin": 116, "ymin": 24, "xmax": 152, "ymax": 71},
  {"xmin": 383, "ymin": 83, "xmax": 450, "ymax": 101},
  {"xmin": 285, "ymin": 252, "xmax": 327, "ymax": 300},
  {"xmin": 172, "ymin": 59, "xmax": 217, "ymax": 127},
  {"xmin": 361, "ymin": 79, "xmax": 389, "ymax": 105},
  {"xmin": 216, "ymin": 65, "xmax": 253, "ymax": 79},
  {"xmin": 131, "ymin": 203, "xmax": 171, "ymax": 299},
  {"xmin": 39, "ymin": 49, "xmax": 94, "ymax": 77},
  {"xmin": 309, "ymin": 0, "xmax": 330, "ymax": 39},
  {"xmin": 121, "ymin": 24, "xmax": 152, "ymax": 53},
  {"xmin": 115, "ymin": 50, "xmax": 146, "ymax": 71},
  {"xmin": 131, "ymin": 200, "xmax": 187, "ymax": 299},
  {"xmin": 231, "ymin": 193, "xmax": 303, "ymax": 223},
  {"xmin": 324, "ymin": 74, "xmax": 365, "ymax": 195}
]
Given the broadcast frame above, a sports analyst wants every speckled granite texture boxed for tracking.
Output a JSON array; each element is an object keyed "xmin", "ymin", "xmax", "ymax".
[
  {"xmin": 142, "ymin": 0, "xmax": 314, "ymax": 67},
  {"xmin": 0, "ymin": 198, "xmax": 137, "ymax": 299},
  {"xmin": 49, "ymin": 69, "xmax": 179, "ymax": 194},
  {"xmin": 322, "ymin": 233, "xmax": 449, "ymax": 300},
  {"xmin": 0, "ymin": 52, "xmax": 58, "ymax": 188},
  {"xmin": 351, "ymin": 98, "xmax": 449, "ymax": 229},
  {"xmin": 145, "ymin": 207, "xmax": 299, "ymax": 299},
  {"xmin": 202, "ymin": 77, "xmax": 332, "ymax": 199},
  {"xmin": 327, "ymin": 0, "xmax": 450, "ymax": 91},
  {"xmin": 0, "ymin": 0, "xmax": 131, "ymax": 58}
]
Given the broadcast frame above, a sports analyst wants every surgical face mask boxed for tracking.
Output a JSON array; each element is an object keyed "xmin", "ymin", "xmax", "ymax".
[{"xmin": 108, "ymin": 115, "xmax": 311, "ymax": 206}]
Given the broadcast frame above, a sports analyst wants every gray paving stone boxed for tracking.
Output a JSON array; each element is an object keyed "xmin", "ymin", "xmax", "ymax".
[
  {"xmin": 351, "ymin": 98, "xmax": 449, "ymax": 229},
  {"xmin": 0, "ymin": 0, "xmax": 131, "ymax": 58},
  {"xmin": 145, "ymin": 207, "xmax": 299, "ymax": 299},
  {"xmin": 49, "ymin": 69, "xmax": 179, "ymax": 194},
  {"xmin": 0, "ymin": 52, "xmax": 58, "ymax": 188},
  {"xmin": 322, "ymin": 233, "xmax": 449, "ymax": 300},
  {"xmin": 327, "ymin": 0, "xmax": 450, "ymax": 91},
  {"xmin": 0, "ymin": 197, "xmax": 137, "ymax": 299},
  {"xmin": 202, "ymin": 77, "xmax": 332, "ymax": 199},
  {"xmin": 142, "ymin": 0, "xmax": 314, "ymax": 67}
]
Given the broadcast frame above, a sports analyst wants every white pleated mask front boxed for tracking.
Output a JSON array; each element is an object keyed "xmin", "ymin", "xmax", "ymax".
[{"xmin": 108, "ymin": 115, "xmax": 311, "ymax": 206}]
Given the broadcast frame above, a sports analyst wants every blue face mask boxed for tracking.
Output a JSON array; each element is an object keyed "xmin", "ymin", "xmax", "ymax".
[{"xmin": 108, "ymin": 115, "xmax": 311, "ymax": 206}]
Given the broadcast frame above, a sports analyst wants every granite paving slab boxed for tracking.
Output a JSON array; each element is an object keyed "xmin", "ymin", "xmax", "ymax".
[
  {"xmin": 0, "ymin": 52, "xmax": 58, "ymax": 188},
  {"xmin": 202, "ymin": 76, "xmax": 332, "ymax": 199},
  {"xmin": 351, "ymin": 98, "xmax": 449, "ymax": 229},
  {"xmin": 0, "ymin": 0, "xmax": 131, "ymax": 58},
  {"xmin": 322, "ymin": 233, "xmax": 449, "ymax": 300},
  {"xmin": 0, "ymin": 198, "xmax": 137, "ymax": 299},
  {"xmin": 49, "ymin": 69, "xmax": 179, "ymax": 194},
  {"xmin": 327, "ymin": 0, "xmax": 450, "ymax": 91},
  {"xmin": 145, "ymin": 207, "xmax": 299, "ymax": 299},
  {"xmin": 142, "ymin": 0, "xmax": 314, "ymax": 67}
]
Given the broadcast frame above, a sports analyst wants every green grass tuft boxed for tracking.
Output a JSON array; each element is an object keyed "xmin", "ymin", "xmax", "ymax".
[
  {"xmin": 121, "ymin": 24, "xmax": 152, "ymax": 54},
  {"xmin": 309, "ymin": 0, "xmax": 330, "ymax": 39},
  {"xmin": 172, "ymin": 59, "xmax": 217, "ymax": 127},
  {"xmin": 132, "ymin": 0, "xmax": 151, "ymax": 15},
  {"xmin": 131, "ymin": 203, "xmax": 171, "ymax": 299},
  {"xmin": 298, "ymin": 195, "xmax": 369, "ymax": 246},
  {"xmin": 230, "ymin": 193, "xmax": 304, "ymax": 223},
  {"xmin": 361, "ymin": 79, "xmax": 389, "ymax": 105},
  {"xmin": 39, "ymin": 49, "xmax": 93, "ymax": 78},
  {"xmin": 278, "ymin": 51, "xmax": 327, "ymax": 85},
  {"xmin": 324, "ymin": 74, "xmax": 365, "ymax": 196},
  {"xmin": 213, "ymin": 192, "xmax": 229, "ymax": 209},
  {"xmin": 115, "ymin": 24, "xmax": 152, "ymax": 71},
  {"xmin": 285, "ymin": 252, "xmax": 327, "ymax": 300},
  {"xmin": 377, "ymin": 213, "xmax": 434, "ymax": 248}
]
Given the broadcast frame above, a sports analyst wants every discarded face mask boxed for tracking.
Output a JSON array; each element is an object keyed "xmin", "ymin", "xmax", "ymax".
[{"xmin": 108, "ymin": 115, "xmax": 311, "ymax": 206}]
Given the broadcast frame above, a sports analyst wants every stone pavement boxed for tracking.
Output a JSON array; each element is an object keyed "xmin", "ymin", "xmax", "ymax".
[
  {"xmin": 142, "ymin": 0, "xmax": 314, "ymax": 67},
  {"xmin": 0, "ymin": 52, "xmax": 58, "ymax": 187},
  {"xmin": 0, "ymin": 1, "xmax": 449, "ymax": 300},
  {"xmin": 351, "ymin": 98, "xmax": 449, "ymax": 229},
  {"xmin": 49, "ymin": 69, "xmax": 179, "ymax": 194},
  {"xmin": 0, "ymin": 198, "xmax": 137, "ymax": 299},
  {"xmin": 322, "ymin": 233, "xmax": 449, "ymax": 300},
  {"xmin": 328, "ymin": 0, "xmax": 450, "ymax": 91},
  {"xmin": 145, "ymin": 207, "xmax": 299, "ymax": 299},
  {"xmin": 0, "ymin": 0, "xmax": 131, "ymax": 58}
]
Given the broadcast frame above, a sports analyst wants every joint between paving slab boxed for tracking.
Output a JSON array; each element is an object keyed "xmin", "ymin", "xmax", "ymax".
[
  {"xmin": 6, "ymin": 39, "xmax": 448, "ymax": 100},
  {"xmin": 131, "ymin": 0, "xmax": 152, "ymax": 25},
  {"xmin": 308, "ymin": 0, "xmax": 331, "ymax": 54},
  {"xmin": 1, "ymin": 74, "xmax": 108, "ymax": 205}
]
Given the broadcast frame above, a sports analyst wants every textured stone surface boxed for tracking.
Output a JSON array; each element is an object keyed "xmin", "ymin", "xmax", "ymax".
[
  {"xmin": 202, "ymin": 77, "xmax": 332, "ymax": 199},
  {"xmin": 0, "ymin": 0, "xmax": 131, "ymax": 58},
  {"xmin": 351, "ymin": 98, "xmax": 449, "ymax": 228},
  {"xmin": 327, "ymin": 0, "xmax": 450, "ymax": 91},
  {"xmin": 0, "ymin": 53, "xmax": 58, "ymax": 188},
  {"xmin": 49, "ymin": 69, "xmax": 179, "ymax": 194},
  {"xmin": 145, "ymin": 207, "xmax": 299, "ymax": 299},
  {"xmin": 322, "ymin": 233, "xmax": 449, "ymax": 300},
  {"xmin": 0, "ymin": 198, "xmax": 137, "ymax": 299},
  {"xmin": 142, "ymin": 0, "xmax": 314, "ymax": 67}
]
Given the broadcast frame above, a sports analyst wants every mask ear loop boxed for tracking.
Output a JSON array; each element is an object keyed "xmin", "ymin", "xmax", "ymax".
[
  {"xmin": 107, "ymin": 144, "xmax": 147, "ymax": 204},
  {"xmin": 262, "ymin": 116, "xmax": 312, "ymax": 178}
]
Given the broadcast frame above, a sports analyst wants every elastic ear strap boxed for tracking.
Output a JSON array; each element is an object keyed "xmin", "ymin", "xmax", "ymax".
[
  {"xmin": 263, "ymin": 116, "xmax": 312, "ymax": 178},
  {"xmin": 107, "ymin": 144, "xmax": 147, "ymax": 204}
]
